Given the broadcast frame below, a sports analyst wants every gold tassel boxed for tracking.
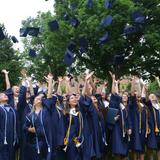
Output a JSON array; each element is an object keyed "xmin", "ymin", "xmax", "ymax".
[{"xmin": 153, "ymin": 108, "xmax": 159, "ymax": 134}]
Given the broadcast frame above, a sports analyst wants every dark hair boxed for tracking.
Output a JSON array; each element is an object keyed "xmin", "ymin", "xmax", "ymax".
[{"xmin": 64, "ymin": 94, "xmax": 79, "ymax": 114}]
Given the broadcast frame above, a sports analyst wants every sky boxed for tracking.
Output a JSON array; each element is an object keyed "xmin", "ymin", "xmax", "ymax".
[{"xmin": 0, "ymin": 0, "xmax": 54, "ymax": 50}]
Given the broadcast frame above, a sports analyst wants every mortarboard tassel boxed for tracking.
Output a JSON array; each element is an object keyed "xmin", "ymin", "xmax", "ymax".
[
  {"xmin": 153, "ymin": 108, "xmax": 159, "ymax": 134},
  {"xmin": 4, "ymin": 137, "xmax": 8, "ymax": 145}
]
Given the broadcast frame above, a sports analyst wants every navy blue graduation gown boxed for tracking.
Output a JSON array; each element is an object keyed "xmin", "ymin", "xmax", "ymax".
[
  {"xmin": 79, "ymin": 96, "xmax": 94, "ymax": 160},
  {"xmin": 23, "ymin": 112, "xmax": 47, "ymax": 160},
  {"xmin": 64, "ymin": 113, "xmax": 82, "ymax": 160},
  {"xmin": 128, "ymin": 96, "xmax": 146, "ymax": 153},
  {"xmin": 42, "ymin": 97, "xmax": 58, "ymax": 160},
  {"xmin": 108, "ymin": 94, "xmax": 129, "ymax": 156},
  {"xmin": 146, "ymin": 101, "xmax": 160, "ymax": 149},
  {"xmin": 0, "ymin": 105, "xmax": 18, "ymax": 160}
]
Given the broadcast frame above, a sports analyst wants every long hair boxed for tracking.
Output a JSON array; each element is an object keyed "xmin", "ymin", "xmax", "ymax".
[{"xmin": 64, "ymin": 94, "xmax": 79, "ymax": 115}]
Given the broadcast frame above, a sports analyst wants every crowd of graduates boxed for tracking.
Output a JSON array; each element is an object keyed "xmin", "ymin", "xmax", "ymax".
[{"xmin": 0, "ymin": 69, "xmax": 160, "ymax": 160}]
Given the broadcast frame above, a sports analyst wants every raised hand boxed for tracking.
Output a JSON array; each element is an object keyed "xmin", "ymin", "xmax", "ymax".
[
  {"xmin": 109, "ymin": 71, "xmax": 115, "ymax": 80},
  {"xmin": 2, "ymin": 69, "xmax": 9, "ymax": 74},
  {"xmin": 21, "ymin": 69, "xmax": 27, "ymax": 78},
  {"xmin": 85, "ymin": 71, "xmax": 94, "ymax": 81}
]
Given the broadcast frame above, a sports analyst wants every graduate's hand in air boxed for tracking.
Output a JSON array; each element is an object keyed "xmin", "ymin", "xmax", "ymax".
[
  {"xmin": 44, "ymin": 73, "xmax": 53, "ymax": 82},
  {"xmin": 28, "ymin": 127, "xmax": 36, "ymax": 133},
  {"xmin": 2, "ymin": 69, "xmax": 9, "ymax": 75},
  {"xmin": 109, "ymin": 71, "xmax": 115, "ymax": 80},
  {"xmin": 85, "ymin": 71, "xmax": 94, "ymax": 81},
  {"xmin": 153, "ymin": 75, "xmax": 159, "ymax": 82}
]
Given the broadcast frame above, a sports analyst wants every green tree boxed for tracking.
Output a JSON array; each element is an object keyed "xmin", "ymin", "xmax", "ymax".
[
  {"xmin": 0, "ymin": 24, "xmax": 22, "ymax": 90},
  {"xmin": 21, "ymin": 0, "xmax": 160, "ymax": 80}
]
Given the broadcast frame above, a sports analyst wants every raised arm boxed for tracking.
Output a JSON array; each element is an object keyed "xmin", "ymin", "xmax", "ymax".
[
  {"xmin": 46, "ymin": 73, "xmax": 53, "ymax": 98},
  {"xmin": 2, "ymin": 69, "xmax": 11, "ymax": 89},
  {"xmin": 131, "ymin": 76, "xmax": 141, "ymax": 97},
  {"xmin": 82, "ymin": 71, "xmax": 94, "ymax": 96},
  {"xmin": 109, "ymin": 71, "xmax": 119, "ymax": 94}
]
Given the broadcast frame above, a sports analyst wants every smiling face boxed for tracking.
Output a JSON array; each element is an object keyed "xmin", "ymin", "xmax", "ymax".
[
  {"xmin": 68, "ymin": 94, "xmax": 78, "ymax": 108},
  {"xmin": 0, "ymin": 93, "xmax": 8, "ymax": 103},
  {"xmin": 12, "ymin": 86, "xmax": 19, "ymax": 97}
]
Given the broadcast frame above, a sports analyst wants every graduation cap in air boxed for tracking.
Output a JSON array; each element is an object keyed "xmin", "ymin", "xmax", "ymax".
[
  {"xmin": 123, "ymin": 25, "xmax": 137, "ymax": 35},
  {"xmin": 113, "ymin": 54, "xmax": 124, "ymax": 66},
  {"xmin": 20, "ymin": 28, "xmax": 28, "ymax": 37},
  {"xmin": 64, "ymin": 49, "xmax": 74, "ymax": 66},
  {"xmin": 104, "ymin": 0, "xmax": 110, "ymax": 9},
  {"xmin": 86, "ymin": 0, "xmax": 93, "ymax": 9},
  {"xmin": 99, "ymin": 32, "xmax": 109, "ymax": 44},
  {"xmin": 64, "ymin": 13, "xmax": 70, "ymax": 21},
  {"xmin": 11, "ymin": 36, "xmax": 19, "ymax": 43},
  {"xmin": 79, "ymin": 47, "xmax": 86, "ymax": 54},
  {"xmin": 0, "ymin": 27, "xmax": 5, "ymax": 40},
  {"xmin": 29, "ymin": 49, "xmax": 37, "ymax": 58},
  {"xmin": 27, "ymin": 27, "xmax": 40, "ymax": 36},
  {"xmin": 68, "ymin": 42, "xmax": 76, "ymax": 51},
  {"xmin": 100, "ymin": 15, "xmax": 113, "ymax": 27},
  {"xmin": 48, "ymin": 20, "xmax": 59, "ymax": 31},
  {"xmin": 79, "ymin": 36, "xmax": 88, "ymax": 48},
  {"xmin": 132, "ymin": 11, "xmax": 145, "ymax": 24},
  {"xmin": 70, "ymin": 17, "xmax": 80, "ymax": 28}
]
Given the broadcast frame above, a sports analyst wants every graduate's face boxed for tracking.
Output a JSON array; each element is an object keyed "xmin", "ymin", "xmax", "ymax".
[
  {"xmin": 33, "ymin": 95, "xmax": 42, "ymax": 106},
  {"xmin": 0, "ymin": 93, "xmax": 8, "ymax": 103},
  {"xmin": 68, "ymin": 95, "xmax": 78, "ymax": 107},
  {"xmin": 149, "ymin": 94, "xmax": 157, "ymax": 102},
  {"xmin": 91, "ymin": 96, "xmax": 98, "ymax": 104},
  {"xmin": 12, "ymin": 86, "xmax": 19, "ymax": 97},
  {"xmin": 122, "ymin": 93, "xmax": 128, "ymax": 103}
]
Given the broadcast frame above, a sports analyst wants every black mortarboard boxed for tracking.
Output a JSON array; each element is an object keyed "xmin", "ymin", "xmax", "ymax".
[
  {"xmin": 79, "ymin": 36, "xmax": 88, "ymax": 48},
  {"xmin": 132, "ymin": 11, "xmax": 145, "ymax": 24},
  {"xmin": 0, "ymin": 27, "xmax": 5, "ymax": 40},
  {"xmin": 48, "ymin": 20, "xmax": 59, "ymax": 31},
  {"xmin": 64, "ymin": 13, "xmax": 70, "ymax": 21},
  {"xmin": 11, "ymin": 36, "xmax": 19, "ymax": 43},
  {"xmin": 99, "ymin": 32, "xmax": 109, "ymax": 44},
  {"xmin": 64, "ymin": 49, "xmax": 74, "ymax": 66},
  {"xmin": 104, "ymin": 0, "xmax": 110, "ymax": 9},
  {"xmin": 20, "ymin": 28, "xmax": 28, "ymax": 37},
  {"xmin": 123, "ymin": 25, "xmax": 137, "ymax": 35},
  {"xmin": 100, "ymin": 15, "xmax": 113, "ymax": 27},
  {"xmin": 113, "ymin": 54, "xmax": 124, "ymax": 65},
  {"xmin": 86, "ymin": 0, "xmax": 93, "ymax": 9},
  {"xmin": 70, "ymin": 17, "xmax": 80, "ymax": 28},
  {"xmin": 68, "ymin": 42, "xmax": 76, "ymax": 51},
  {"xmin": 29, "ymin": 49, "xmax": 37, "ymax": 58},
  {"xmin": 27, "ymin": 27, "xmax": 40, "ymax": 36}
]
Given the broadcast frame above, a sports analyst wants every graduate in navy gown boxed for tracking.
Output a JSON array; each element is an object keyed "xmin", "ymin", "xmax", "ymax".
[
  {"xmin": 2, "ymin": 70, "xmax": 20, "ymax": 110},
  {"xmin": 0, "ymin": 91, "xmax": 18, "ymax": 160},
  {"xmin": 128, "ymin": 76, "xmax": 147, "ymax": 160},
  {"xmin": 23, "ymin": 73, "xmax": 57, "ymax": 160},
  {"xmin": 107, "ymin": 72, "xmax": 131, "ymax": 160}
]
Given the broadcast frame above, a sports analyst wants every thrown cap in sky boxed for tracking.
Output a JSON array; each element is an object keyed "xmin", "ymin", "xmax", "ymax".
[
  {"xmin": 0, "ymin": 27, "xmax": 5, "ymax": 40},
  {"xmin": 100, "ymin": 15, "xmax": 113, "ymax": 27},
  {"xmin": 48, "ymin": 20, "xmax": 59, "ymax": 31},
  {"xmin": 123, "ymin": 25, "xmax": 137, "ymax": 35},
  {"xmin": 27, "ymin": 27, "xmax": 40, "ymax": 36},
  {"xmin": 11, "ymin": 36, "xmax": 19, "ymax": 43},
  {"xmin": 70, "ymin": 17, "xmax": 80, "ymax": 28},
  {"xmin": 99, "ymin": 32, "xmax": 109, "ymax": 44},
  {"xmin": 86, "ymin": 0, "xmax": 93, "ymax": 9},
  {"xmin": 132, "ymin": 11, "xmax": 145, "ymax": 24},
  {"xmin": 79, "ymin": 36, "xmax": 88, "ymax": 48},
  {"xmin": 104, "ymin": 0, "xmax": 110, "ymax": 9},
  {"xmin": 29, "ymin": 49, "xmax": 37, "ymax": 58},
  {"xmin": 64, "ymin": 49, "xmax": 74, "ymax": 66}
]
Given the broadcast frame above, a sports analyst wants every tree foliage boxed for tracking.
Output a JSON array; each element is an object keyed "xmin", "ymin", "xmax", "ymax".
[
  {"xmin": 21, "ymin": 0, "xmax": 160, "ymax": 80},
  {"xmin": 0, "ymin": 24, "xmax": 22, "ymax": 90}
]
